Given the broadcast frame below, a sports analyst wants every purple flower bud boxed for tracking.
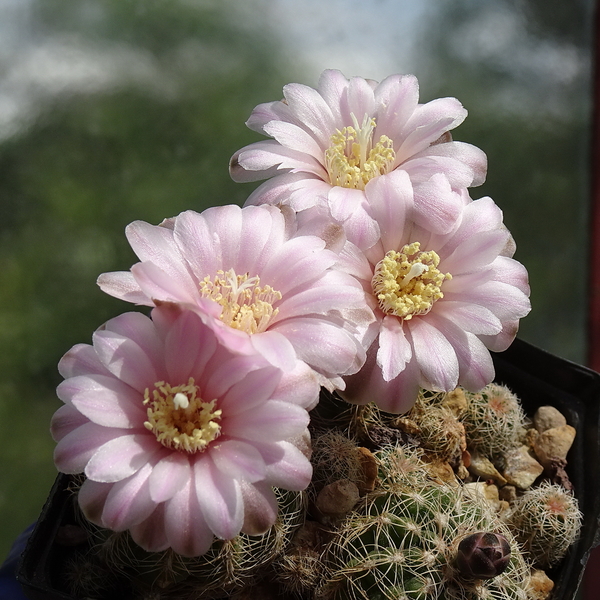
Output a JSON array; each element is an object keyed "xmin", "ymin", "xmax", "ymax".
[{"xmin": 456, "ymin": 532, "xmax": 511, "ymax": 579}]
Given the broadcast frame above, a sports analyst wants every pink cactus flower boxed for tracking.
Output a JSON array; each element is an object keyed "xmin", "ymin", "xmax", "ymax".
[
  {"xmin": 51, "ymin": 307, "xmax": 318, "ymax": 556},
  {"xmin": 230, "ymin": 69, "xmax": 486, "ymax": 248},
  {"xmin": 97, "ymin": 204, "xmax": 374, "ymax": 391},
  {"xmin": 338, "ymin": 171, "xmax": 531, "ymax": 414}
]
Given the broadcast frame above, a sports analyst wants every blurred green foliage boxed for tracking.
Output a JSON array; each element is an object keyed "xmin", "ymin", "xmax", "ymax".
[{"xmin": 0, "ymin": 0, "xmax": 593, "ymax": 564}]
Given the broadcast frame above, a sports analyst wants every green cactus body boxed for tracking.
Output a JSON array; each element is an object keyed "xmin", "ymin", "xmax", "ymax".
[
  {"xmin": 507, "ymin": 481, "xmax": 582, "ymax": 569},
  {"xmin": 71, "ymin": 488, "xmax": 306, "ymax": 599},
  {"xmin": 321, "ymin": 449, "xmax": 529, "ymax": 600},
  {"xmin": 461, "ymin": 384, "xmax": 527, "ymax": 461}
]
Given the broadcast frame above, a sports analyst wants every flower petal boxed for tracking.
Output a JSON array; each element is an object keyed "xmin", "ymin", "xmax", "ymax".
[
  {"xmin": 377, "ymin": 315, "xmax": 413, "ymax": 381},
  {"xmin": 53, "ymin": 422, "xmax": 119, "ymax": 473},
  {"xmin": 225, "ymin": 400, "xmax": 309, "ymax": 442},
  {"xmin": 165, "ymin": 477, "xmax": 214, "ymax": 557},
  {"xmin": 194, "ymin": 456, "xmax": 244, "ymax": 540},
  {"xmin": 148, "ymin": 451, "xmax": 192, "ymax": 503},
  {"xmin": 408, "ymin": 317, "xmax": 459, "ymax": 391},
  {"xmin": 92, "ymin": 329, "xmax": 157, "ymax": 393},
  {"xmin": 85, "ymin": 433, "xmax": 158, "ymax": 483},
  {"xmin": 58, "ymin": 374, "xmax": 145, "ymax": 429},
  {"xmin": 239, "ymin": 480, "xmax": 278, "ymax": 535},
  {"xmin": 101, "ymin": 463, "xmax": 156, "ymax": 531},
  {"xmin": 210, "ymin": 439, "xmax": 267, "ymax": 483}
]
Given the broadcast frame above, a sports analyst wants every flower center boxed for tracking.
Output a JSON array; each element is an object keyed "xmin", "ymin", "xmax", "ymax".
[
  {"xmin": 371, "ymin": 242, "xmax": 451, "ymax": 320},
  {"xmin": 143, "ymin": 378, "xmax": 222, "ymax": 453},
  {"xmin": 199, "ymin": 268, "xmax": 282, "ymax": 334},
  {"xmin": 324, "ymin": 113, "xmax": 396, "ymax": 190}
]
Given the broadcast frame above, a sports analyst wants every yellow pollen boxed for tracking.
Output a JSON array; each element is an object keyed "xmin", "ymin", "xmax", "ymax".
[
  {"xmin": 324, "ymin": 113, "xmax": 396, "ymax": 190},
  {"xmin": 143, "ymin": 378, "xmax": 222, "ymax": 453},
  {"xmin": 198, "ymin": 268, "xmax": 282, "ymax": 334},
  {"xmin": 371, "ymin": 242, "xmax": 451, "ymax": 320}
]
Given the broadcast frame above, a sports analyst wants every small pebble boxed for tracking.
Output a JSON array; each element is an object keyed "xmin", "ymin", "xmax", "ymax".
[
  {"xmin": 533, "ymin": 425, "xmax": 576, "ymax": 469},
  {"xmin": 502, "ymin": 446, "xmax": 544, "ymax": 489},
  {"xmin": 315, "ymin": 479, "xmax": 359, "ymax": 515},
  {"xmin": 526, "ymin": 569, "xmax": 554, "ymax": 600},
  {"xmin": 533, "ymin": 406, "xmax": 567, "ymax": 433}
]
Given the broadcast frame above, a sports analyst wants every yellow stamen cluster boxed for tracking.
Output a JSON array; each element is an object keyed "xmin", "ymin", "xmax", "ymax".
[
  {"xmin": 199, "ymin": 268, "xmax": 282, "ymax": 334},
  {"xmin": 144, "ymin": 378, "xmax": 222, "ymax": 453},
  {"xmin": 372, "ymin": 242, "xmax": 451, "ymax": 320},
  {"xmin": 325, "ymin": 113, "xmax": 396, "ymax": 190}
]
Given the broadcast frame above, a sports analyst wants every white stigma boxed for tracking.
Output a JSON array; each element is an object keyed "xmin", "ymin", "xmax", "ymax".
[
  {"xmin": 399, "ymin": 263, "xmax": 429, "ymax": 289},
  {"xmin": 173, "ymin": 392, "xmax": 190, "ymax": 410}
]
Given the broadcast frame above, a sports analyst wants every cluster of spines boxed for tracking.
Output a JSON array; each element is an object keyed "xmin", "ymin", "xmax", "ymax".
[{"xmin": 319, "ymin": 446, "xmax": 529, "ymax": 600}]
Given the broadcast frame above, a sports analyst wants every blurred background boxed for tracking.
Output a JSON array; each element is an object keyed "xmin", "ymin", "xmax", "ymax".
[{"xmin": 0, "ymin": 0, "xmax": 594, "ymax": 566}]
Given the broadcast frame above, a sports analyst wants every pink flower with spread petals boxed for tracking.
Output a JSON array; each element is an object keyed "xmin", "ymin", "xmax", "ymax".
[
  {"xmin": 338, "ymin": 171, "xmax": 531, "ymax": 414},
  {"xmin": 97, "ymin": 204, "xmax": 374, "ymax": 391},
  {"xmin": 51, "ymin": 307, "xmax": 318, "ymax": 556},
  {"xmin": 230, "ymin": 69, "xmax": 486, "ymax": 248}
]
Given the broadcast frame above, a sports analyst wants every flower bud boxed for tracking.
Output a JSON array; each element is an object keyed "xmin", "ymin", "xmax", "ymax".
[{"xmin": 456, "ymin": 532, "xmax": 511, "ymax": 579}]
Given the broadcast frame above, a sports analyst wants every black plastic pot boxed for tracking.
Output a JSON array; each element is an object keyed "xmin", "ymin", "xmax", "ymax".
[{"xmin": 17, "ymin": 338, "xmax": 600, "ymax": 600}]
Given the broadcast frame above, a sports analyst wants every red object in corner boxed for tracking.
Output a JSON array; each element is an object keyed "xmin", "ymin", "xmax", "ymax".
[{"xmin": 584, "ymin": 2, "xmax": 600, "ymax": 599}]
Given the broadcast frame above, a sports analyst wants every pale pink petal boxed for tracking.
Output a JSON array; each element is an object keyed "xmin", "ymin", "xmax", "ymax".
[
  {"xmin": 129, "ymin": 504, "xmax": 170, "ymax": 553},
  {"xmin": 364, "ymin": 169, "xmax": 413, "ymax": 252},
  {"xmin": 408, "ymin": 318, "xmax": 459, "ymax": 391},
  {"xmin": 218, "ymin": 366, "xmax": 282, "ymax": 415},
  {"xmin": 442, "ymin": 228, "xmax": 510, "ymax": 274},
  {"xmin": 185, "ymin": 204, "xmax": 244, "ymax": 273},
  {"xmin": 283, "ymin": 81, "xmax": 336, "ymax": 147},
  {"xmin": 406, "ymin": 141, "xmax": 487, "ymax": 187},
  {"xmin": 271, "ymin": 360, "xmax": 320, "ymax": 410},
  {"xmin": 425, "ymin": 312, "xmax": 495, "ymax": 391},
  {"xmin": 169, "ymin": 209, "xmax": 220, "ymax": 277},
  {"xmin": 59, "ymin": 374, "xmax": 145, "ymax": 429},
  {"xmin": 273, "ymin": 275, "xmax": 365, "ymax": 319},
  {"xmin": 85, "ymin": 433, "xmax": 159, "ymax": 483},
  {"xmin": 148, "ymin": 451, "xmax": 192, "ymax": 503},
  {"xmin": 344, "ymin": 76, "xmax": 376, "ymax": 124},
  {"xmin": 253, "ymin": 439, "xmax": 313, "ymax": 490},
  {"xmin": 273, "ymin": 317, "xmax": 366, "ymax": 378},
  {"xmin": 341, "ymin": 344, "xmax": 421, "ymax": 414},
  {"xmin": 412, "ymin": 174, "xmax": 463, "ymax": 234},
  {"xmin": 249, "ymin": 330, "xmax": 298, "ymax": 373},
  {"xmin": 443, "ymin": 280, "xmax": 531, "ymax": 322},
  {"xmin": 101, "ymin": 463, "xmax": 156, "ymax": 530},
  {"xmin": 225, "ymin": 401, "xmax": 309, "ymax": 442},
  {"xmin": 373, "ymin": 74, "xmax": 419, "ymax": 139},
  {"xmin": 58, "ymin": 343, "xmax": 111, "ymax": 379},
  {"xmin": 479, "ymin": 319, "xmax": 521, "ymax": 352},
  {"xmin": 130, "ymin": 261, "xmax": 196, "ymax": 305},
  {"xmin": 263, "ymin": 120, "xmax": 323, "ymax": 158},
  {"xmin": 194, "ymin": 457, "xmax": 244, "ymax": 540},
  {"xmin": 377, "ymin": 315, "xmax": 412, "ymax": 381},
  {"xmin": 244, "ymin": 173, "xmax": 330, "ymax": 210},
  {"xmin": 245, "ymin": 99, "xmax": 296, "ymax": 133},
  {"xmin": 165, "ymin": 478, "xmax": 214, "ymax": 557},
  {"xmin": 50, "ymin": 404, "xmax": 90, "ymax": 442},
  {"xmin": 434, "ymin": 196, "xmax": 504, "ymax": 260},
  {"xmin": 78, "ymin": 478, "xmax": 113, "ymax": 525},
  {"xmin": 397, "ymin": 97, "xmax": 467, "ymax": 161},
  {"xmin": 163, "ymin": 309, "xmax": 217, "ymax": 384},
  {"xmin": 53, "ymin": 422, "xmax": 119, "ymax": 473},
  {"xmin": 92, "ymin": 330, "xmax": 157, "ymax": 393},
  {"xmin": 260, "ymin": 235, "xmax": 331, "ymax": 295},
  {"xmin": 239, "ymin": 480, "xmax": 278, "ymax": 535},
  {"xmin": 210, "ymin": 439, "xmax": 267, "ymax": 483},
  {"xmin": 432, "ymin": 301, "xmax": 502, "ymax": 336},
  {"xmin": 102, "ymin": 312, "xmax": 166, "ymax": 380},
  {"xmin": 317, "ymin": 69, "xmax": 350, "ymax": 124},
  {"xmin": 488, "ymin": 256, "xmax": 530, "ymax": 295},
  {"xmin": 96, "ymin": 271, "xmax": 152, "ymax": 306}
]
